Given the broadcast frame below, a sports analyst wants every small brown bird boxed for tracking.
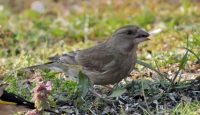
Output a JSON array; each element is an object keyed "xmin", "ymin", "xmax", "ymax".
[
  {"xmin": 0, "ymin": 88, "xmax": 56, "ymax": 115},
  {"xmin": 22, "ymin": 25, "xmax": 150, "ymax": 87}
]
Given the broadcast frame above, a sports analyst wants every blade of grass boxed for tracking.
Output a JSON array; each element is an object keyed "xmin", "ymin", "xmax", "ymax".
[
  {"xmin": 194, "ymin": 24, "xmax": 200, "ymax": 35},
  {"xmin": 137, "ymin": 60, "xmax": 172, "ymax": 83},
  {"xmin": 182, "ymin": 47, "xmax": 200, "ymax": 63},
  {"xmin": 140, "ymin": 72, "xmax": 151, "ymax": 115},
  {"xmin": 171, "ymin": 34, "xmax": 189, "ymax": 84}
]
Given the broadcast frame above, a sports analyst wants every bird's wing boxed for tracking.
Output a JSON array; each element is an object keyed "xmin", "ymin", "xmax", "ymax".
[
  {"xmin": 0, "ymin": 89, "xmax": 35, "ymax": 114},
  {"xmin": 47, "ymin": 50, "xmax": 80, "ymax": 65},
  {"xmin": 75, "ymin": 44, "xmax": 115, "ymax": 73},
  {"xmin": 0, "ymin": 89, "xmax": 57, "ymax": 114},
  {"xmin": 48, "ymin": 44, "xmax": 114, "ymax": 73},
  {"xmin": 23, "ymin": 44, "xmax": 114, "ymax": 74},
  {"xmin": 0, "ymin": 90, "xmax": 35, "ymax": 109}
]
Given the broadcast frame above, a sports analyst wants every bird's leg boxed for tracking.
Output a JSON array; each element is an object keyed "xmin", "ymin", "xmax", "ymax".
[
  {"xmin": 88, "ymin": 83, "xmax": 113, "ymax": 97},
  {"xmin": 87, "ymin": 84, "xmax": 119, "ymax": 103},
  {"xmin": 88, "ymin": 88, "xmax": 118, "ymax": 104},
  {"xmin": 89, "ymin": 88, "xmax": 102, "ymax": 97},
  {"xmin": 102, "ymin": 85, "xmax": 114, "ymax": 90},
  {"xmin": 88, "ymin": 83, "xmax": 102, "ymax": 97}
]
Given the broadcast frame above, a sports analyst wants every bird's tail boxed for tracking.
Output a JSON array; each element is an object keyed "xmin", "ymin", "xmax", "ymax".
[
  {"xmin": 22, "ymin": 62, "xmax": 54, "ymax": 70},
  {"xmin": 21, "ymin": 62, "xmax": 80, "ymax": 80},
  {"xmin": 21, "ymin": 51, "xmax": 81, "ymax": 75},
  {"xmin": 21, "ymin": 62, "xmax": 67, "ymax": 72}
]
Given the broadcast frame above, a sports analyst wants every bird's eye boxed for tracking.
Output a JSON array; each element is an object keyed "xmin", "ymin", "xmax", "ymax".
[{"xmin": 126, "ymin": 30, "xmax": 133, "ymax": 35}]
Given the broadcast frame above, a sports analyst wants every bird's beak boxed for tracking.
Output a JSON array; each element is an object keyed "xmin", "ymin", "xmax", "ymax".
[{"xmin": 135, "ymin": 29, "xmax": 150, "ymax": 44}]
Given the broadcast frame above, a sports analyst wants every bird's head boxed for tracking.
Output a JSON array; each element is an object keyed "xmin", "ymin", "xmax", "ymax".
[{"xmin": 107, "ymin": 25, "xmax": 150, "ymax": 54}]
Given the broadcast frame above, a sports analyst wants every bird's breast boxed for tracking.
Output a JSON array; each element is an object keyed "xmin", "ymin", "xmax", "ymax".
[{"xmin": 86, "ymin": 54, "xmax": 137, "ymax": 85}]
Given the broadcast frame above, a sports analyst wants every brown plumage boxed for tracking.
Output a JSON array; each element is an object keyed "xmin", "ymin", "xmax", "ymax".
[{"xmin": 22, "ymin": 25, "xmax": 150, "ymax": 87}]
